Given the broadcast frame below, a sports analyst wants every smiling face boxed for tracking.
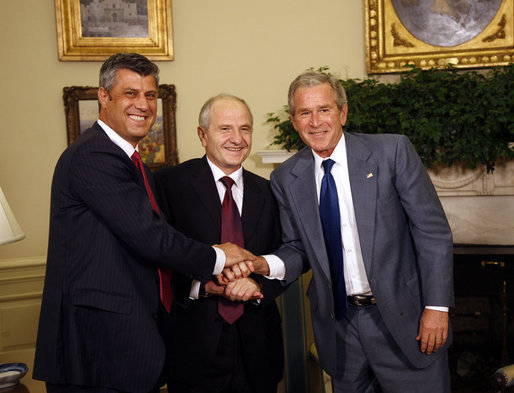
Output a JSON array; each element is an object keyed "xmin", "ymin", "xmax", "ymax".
[
  {"xmin": 198, "ymin": 98, "xmax": 252, "ymax": 175},
  {"xmin": 98, "ymin": 68, "xmax": 157, "ymax": 147},
  {"xmin": 291, "ymin": 82, "xmax": 348, "ymax": 158}
]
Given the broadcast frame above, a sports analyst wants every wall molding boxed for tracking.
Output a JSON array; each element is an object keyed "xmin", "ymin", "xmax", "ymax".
[{"xmin": 0, "ymin": 256, "xmax": 46, "ymax": 270}]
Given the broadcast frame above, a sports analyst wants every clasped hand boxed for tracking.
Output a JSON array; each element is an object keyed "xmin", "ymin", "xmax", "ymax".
[
  {"xmin": 209, "ymin": 243, "xmax": 266, "ymax": 301},
  {"xmin": 205, "ymin": 276, "xmax": 263, "ymax": 302}
]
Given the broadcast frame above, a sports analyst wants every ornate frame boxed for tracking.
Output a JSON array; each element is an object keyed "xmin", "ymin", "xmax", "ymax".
[
  {"xmin": 366, "ymin": 0, "xmax": 514, "ymax": 73},
  {"xmin": 63, "ymin": 84, "xmax": 178, "ymax": 169},
  {"xmin": 55, "ymin": 0, "xmax": 173, "ymax": 61}
]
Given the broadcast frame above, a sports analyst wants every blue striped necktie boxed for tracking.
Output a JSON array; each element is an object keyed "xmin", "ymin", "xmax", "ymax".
[{"xmin": 319, "ymin": 159, "xmax": 347, "ymax": 320}]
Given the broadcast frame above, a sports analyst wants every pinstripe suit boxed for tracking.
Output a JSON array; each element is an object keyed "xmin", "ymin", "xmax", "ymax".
[{"xmin": 33, "ymin": 123, "xmax": 217, "ymax": 393}]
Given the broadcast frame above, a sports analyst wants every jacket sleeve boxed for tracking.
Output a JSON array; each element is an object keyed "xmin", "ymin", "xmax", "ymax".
[{"xmin": 69, "ymin": 139, "xmax": 216, "ymax": 282}]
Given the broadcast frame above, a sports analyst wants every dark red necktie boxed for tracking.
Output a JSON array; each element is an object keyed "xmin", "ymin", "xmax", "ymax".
[
  {"xmin": 218, "ymin": 176, "xmax": 244, "ymax": 324},
  {"xmin": 131, "ymin": 151, "xmax": 173, "ymax": 313}
]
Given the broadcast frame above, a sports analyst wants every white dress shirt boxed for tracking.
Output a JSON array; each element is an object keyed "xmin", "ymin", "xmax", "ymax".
[{"xmin": 312, "ymin": 137, "xmax": 371, "ymax": 296}]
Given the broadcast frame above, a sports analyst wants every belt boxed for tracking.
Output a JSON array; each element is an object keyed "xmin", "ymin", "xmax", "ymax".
[{"xmin": 347, "ymin": 295, "xmax": 376, "ymax": 306}]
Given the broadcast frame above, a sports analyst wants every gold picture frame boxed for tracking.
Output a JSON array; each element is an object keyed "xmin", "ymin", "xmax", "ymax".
[
  {"xmin": 63, "ymin": 84, "xmax": 178, "ymax": 169},
  {"xmin": 366, "ymin": 0, "xmax": 514, "ymax": 73},
  {"xmin": 55, "ymin": 0, "xmax": 173, "ymax": 61}
]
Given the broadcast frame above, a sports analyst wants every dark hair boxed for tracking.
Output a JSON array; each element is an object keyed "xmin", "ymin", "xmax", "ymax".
[
  {"xmin": 99, "ymin": 53, "xmax": 160, "ymax": 92},
  {"xmin": 288, "ymin": 70, "xmax": 347, "ymax": 116}
]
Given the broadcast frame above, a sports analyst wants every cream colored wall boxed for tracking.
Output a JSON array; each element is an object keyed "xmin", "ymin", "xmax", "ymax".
[
  {"xmin": 0, "ymin": 0, "xmax": 366, "ymax": 261},
  {"xmin": 0, "ymin": 1, "xmax": 365, "ymax": 391}
]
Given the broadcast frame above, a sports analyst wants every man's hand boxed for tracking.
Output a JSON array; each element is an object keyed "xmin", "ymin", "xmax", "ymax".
[
  {"xmin": 204, "ymin": 280, "xmax": 225, "ymax": 296},
  {"xmin": 226, "ymin": 262, "xmax": 252, "ymax": 280},
  {"xmin": 224, "ymin": 277, "xmax": 263, "ymax": 302},
  {"xmin": 215, "ymin": 242, "xmax": 256, "ymax": 270},
  {"xmin": 252, "ymin": 256, "xmax": 271, "ymax": 275},
  {"xmin": 216, "ymin": 255, "xmax": 272, "ymax": 285},
  {"xmin": 416, "ymin": 309, "xmax": 449, "ymax": 355}
]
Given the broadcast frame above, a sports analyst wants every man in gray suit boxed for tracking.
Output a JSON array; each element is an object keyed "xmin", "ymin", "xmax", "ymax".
[{"xmin": 252, "ymin": 70, "xmax": 454, "ymax": 392}]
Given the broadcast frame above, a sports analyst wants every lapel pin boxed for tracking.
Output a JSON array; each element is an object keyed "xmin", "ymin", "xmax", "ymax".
[{"xmin": 367, "ymin": 173, "xmax": 373, "ymax": 179}]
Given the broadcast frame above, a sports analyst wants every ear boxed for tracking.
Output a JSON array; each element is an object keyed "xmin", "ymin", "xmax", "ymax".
[
  {"xmin": 340, "ymin": 102, "xmax": 349, "ymax": 127},
  {"xmin": 197, "ymin": 126, "xmax": 208, "ymax": 148},
  {"xmin": 98, "ymin": 87, "xmax": 109, "ymax": 109}
]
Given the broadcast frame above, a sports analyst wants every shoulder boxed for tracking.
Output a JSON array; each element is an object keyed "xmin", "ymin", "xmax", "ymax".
[
  {"xmin": 347, "ymin": 132, "xmax": 415, "ymax": 158},
  {"xmin": 243, "ymin": 169, "xmax": 274, "ymax": 196},
  {"xmin": 154, "ymin": 158, "xmax": 203, "ymax": 181},
  {"xmin": 243, "ymin": 169, "xmax": 269, "ymax": 186},
  {"xmin": 271, "ymin": 146, "xmax": 311, "ymax": 182},
  {"xmin": 348, "ymin": 132, "xmax": 407, "ymax": 147},
  {"xmin": 57, "ymin": 124, "xmax": 124, "ymax": 169}
]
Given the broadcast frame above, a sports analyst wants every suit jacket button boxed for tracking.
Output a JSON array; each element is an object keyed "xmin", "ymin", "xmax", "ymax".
[{"xmin": 152, "ymin": 313, "xmax": 159, "ymax": 320}]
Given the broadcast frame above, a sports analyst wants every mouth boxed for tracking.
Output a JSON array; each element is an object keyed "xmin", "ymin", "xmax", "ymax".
[
  {"xmin": 224, "ymin": 146, "xmax": 245, "ymax": 152},
  {"xmin": 309, "ymin": 130, "xmax": 327, "ymax": 136},
  {"xmin": 128, "ymin": 114, "xmax": 147, "ymax": 122}
]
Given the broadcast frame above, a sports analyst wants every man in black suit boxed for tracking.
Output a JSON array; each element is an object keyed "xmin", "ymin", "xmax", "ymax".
[
  {"xmin": 155, "ymin": 94, "xmax": 285, "ymax": 393},
  {"xmin": 33, "ymin": 53, "xmax": 255, "ymax": 393}
]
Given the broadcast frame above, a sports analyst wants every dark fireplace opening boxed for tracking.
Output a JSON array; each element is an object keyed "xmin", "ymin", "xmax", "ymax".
[{"xmin": 450, "ymin": 245, "xmax": 514, "ymax": 393}]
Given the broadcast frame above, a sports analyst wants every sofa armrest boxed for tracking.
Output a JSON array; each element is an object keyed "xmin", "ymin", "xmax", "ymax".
[{"xmin": 492, "ymin": 365, "xmax": 514, "ymax": 392}]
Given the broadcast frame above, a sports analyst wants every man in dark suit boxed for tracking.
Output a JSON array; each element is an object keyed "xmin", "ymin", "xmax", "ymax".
[
  {"xmin": 154, "ymin": 94, "xmax": 285, "ymax": 393},
  {"xmin": 33, "ymin": 53, "xmax": 255, "ymax": 393},
  {"xmin": 252, "ymin": 71, "xmax": 454, "ymax": 392}
]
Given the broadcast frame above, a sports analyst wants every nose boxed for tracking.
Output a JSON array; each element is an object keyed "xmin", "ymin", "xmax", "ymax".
[
  {"xmin": 229, "ymin": 129, "xmax": 243, "ymax": 144},
  {"xmin": 134, "ymin": 93, "xmax": 149, "ymax": 111},
  {"xmin": 309, "ymin": 112, "xmax": 320, "ymax": 127}
]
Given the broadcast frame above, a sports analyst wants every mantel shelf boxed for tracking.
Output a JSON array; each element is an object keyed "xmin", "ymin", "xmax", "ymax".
[{"xmin": 256, "ymin": 150, "xmax": 296, "ymax": 164}]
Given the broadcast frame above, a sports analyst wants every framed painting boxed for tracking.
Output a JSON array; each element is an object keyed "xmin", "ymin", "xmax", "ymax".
[
  {"xmin": 366, "ymin": 0, "xmax": 514, "ymax": 73},
  {"xmin": 55, "ymin": 0, "xmax": 173, "ymax": 61},
  {"xmin": 63, "ymin": 84, "xmax": 178, "ymax": 169}
]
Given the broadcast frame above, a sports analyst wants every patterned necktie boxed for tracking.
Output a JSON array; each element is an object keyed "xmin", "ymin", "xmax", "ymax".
[
  {"xmin": 131, "ymin": 151, "xmax": 173, "ymax": 313},
  {"xmin": 218, "ymin": 176, "xmax": 244, "ymax": 324},
  {"xmin": 319, "ymin": 159, "xmax": 347, "ymax": 320}
]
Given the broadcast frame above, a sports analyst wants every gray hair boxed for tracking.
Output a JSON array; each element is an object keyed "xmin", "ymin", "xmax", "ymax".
[
  {"xmin": 198, "ymin": 94, "xmax": 253, "ymax": 130},
  {"xmin": 288, "ymin": 70, "xmax": 347, "ymax": 116},
  {"xmin": 99, "ymin": 53, "xmax": 160, "ymax": 93}
]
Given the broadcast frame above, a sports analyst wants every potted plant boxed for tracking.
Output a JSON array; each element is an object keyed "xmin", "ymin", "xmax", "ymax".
[{"xmin": 266, "ymin": 65, "xmax": 514, "ymax": 172}]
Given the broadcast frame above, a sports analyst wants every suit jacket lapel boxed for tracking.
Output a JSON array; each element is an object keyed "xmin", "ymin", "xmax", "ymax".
[
  {"xmin": 289, "ymin": 149, "xmax": 332, "ymax": 282},
  {"xmin": 241, "ymin": 170, "xmax": 264, "ymax": 247},
  {"xmin": 191, "ymin": 157, "xmax": 222, "ymax": 233},
  {"xmin": 345, "ymin": 133, "xmax": 377, "ymax": 274}
]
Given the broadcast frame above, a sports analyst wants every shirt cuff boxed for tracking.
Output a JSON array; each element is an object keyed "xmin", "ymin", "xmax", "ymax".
[
  {"xmin": 263, "ymin": 254, "xmax": 286, "ymax": 280},
  {"xmin": 212, "ymin": 246, "xmax": 225, "ymax": 275},
  {"xmin": 189, "ymin": 280, "xmax": 201, "ymax": 299},
  {"xmin": 425, "ymin": 306, "xmax": 449, "ymax": 312}
]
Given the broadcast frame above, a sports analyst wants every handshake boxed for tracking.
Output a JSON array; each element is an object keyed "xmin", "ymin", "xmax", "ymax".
[{"xmin": 208, "ymin": 242, "xmax": 271, "ymax": 302}]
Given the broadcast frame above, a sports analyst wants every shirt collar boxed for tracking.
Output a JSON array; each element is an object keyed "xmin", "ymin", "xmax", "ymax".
[
  {"xmin": 205, "ymin": 156, "xmax": 244, "ymax": 189},
  {"xmin": 97, "ymin": 119, "xmax": 138, "ymax": 158},
  {"xmin": 311, "ymin": 133, "xmax": 347, "ymax": 170}
]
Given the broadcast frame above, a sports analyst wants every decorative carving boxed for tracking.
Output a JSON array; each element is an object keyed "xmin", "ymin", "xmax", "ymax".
[
  {"xmin": 391, "ymin": 23, "xmax": 415, "ymax": 48},
  {"xmin": 428, "ymin": 161, "xmax": 514, "ymax": 196},
  {"xmin": 483, "ymin": 14, "xmax": 507, "ymax": 43}
]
